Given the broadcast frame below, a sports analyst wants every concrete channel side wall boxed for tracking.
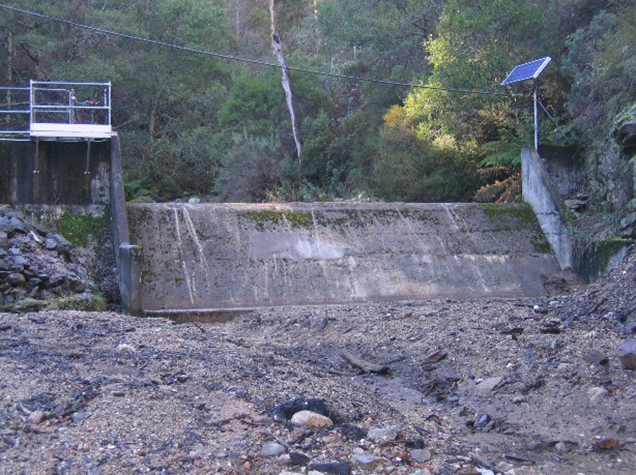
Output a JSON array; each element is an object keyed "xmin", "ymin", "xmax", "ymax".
[
  {"xmin": 522, "ymin": 146, "xmax": 573, "ymax": 270},
  {"xmin": 109, "ymin": 136, "xmax": 142, "ymax": 315},
  {"xmin": 128, "ymin": 202, "xmax": 560, "ymax": 313}
]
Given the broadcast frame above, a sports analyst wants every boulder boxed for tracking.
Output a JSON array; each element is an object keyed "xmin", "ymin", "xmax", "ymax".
[
  {"xmin": 613, "ymin": 105, "xmax": 636, "ymax": 147},
  {"xmin": 291, "ymin": 410, "xmax": 333, "ymax": 429},
  {"xmin": 618, "ymin": 339, "xmax": 636, "ymax": 370}
]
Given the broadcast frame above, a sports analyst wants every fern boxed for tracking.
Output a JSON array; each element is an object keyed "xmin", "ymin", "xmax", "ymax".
[{"xmin": 474, "ymin": 173, "xmax": 522, "ymax": 203}]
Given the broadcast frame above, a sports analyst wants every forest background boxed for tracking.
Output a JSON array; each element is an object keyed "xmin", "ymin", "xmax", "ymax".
[{"xmin": 1, "ymin": 0, "xmax": 634, "ymax": 209}]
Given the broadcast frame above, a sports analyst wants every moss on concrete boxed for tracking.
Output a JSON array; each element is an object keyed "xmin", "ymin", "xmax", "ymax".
[
  {"xmin": 57, "ymin": 211, "xmax": 108, "ymax": 247},
  {"xmin": 243, "ymin": 209, "xmax": 314, "ymax": 231},
  {"xmin": 482, "ymin": 203, "xmax": 536, "ymax": 223}
]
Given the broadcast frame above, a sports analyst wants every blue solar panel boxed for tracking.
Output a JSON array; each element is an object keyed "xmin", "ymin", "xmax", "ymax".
[{"xmin": 502, "ymin": 57, "xmax": 551, "ymax": 85}]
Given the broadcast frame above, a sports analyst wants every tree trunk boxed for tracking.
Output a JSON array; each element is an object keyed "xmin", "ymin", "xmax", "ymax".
[{"xmin": 269, "ymin": 0, "xmax": 302, "ymax": 162}]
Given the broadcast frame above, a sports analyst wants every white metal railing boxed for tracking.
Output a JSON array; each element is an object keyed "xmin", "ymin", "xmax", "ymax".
[
  {"xmin": 0, "ymin": 80, "xmax": 112, "ymax": 141},
  {"xmin": 0, "ymin": 86, "xmax": 30, "ymax": 141}
]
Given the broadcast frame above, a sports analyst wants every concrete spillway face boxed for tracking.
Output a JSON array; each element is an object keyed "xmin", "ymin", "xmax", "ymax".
[{"xmin": 127, "ymin": 202, "xmax": 560, "ymax": 313}]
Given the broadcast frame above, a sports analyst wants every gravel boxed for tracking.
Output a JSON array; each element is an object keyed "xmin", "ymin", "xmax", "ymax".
[{"xmin": 1, "ymin": 247, "xmax": 636, "ymax": 475}]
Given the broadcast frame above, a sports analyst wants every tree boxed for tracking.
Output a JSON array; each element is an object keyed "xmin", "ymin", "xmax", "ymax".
[
  {"xmin": 370, "ymin": 105, "xmax": 479, "ymax": 201},
  {"xmin": 562, "ymin": 5, "xmax": 636, "ymax": 146}
]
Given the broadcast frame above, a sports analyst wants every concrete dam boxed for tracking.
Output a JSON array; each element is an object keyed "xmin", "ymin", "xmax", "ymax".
[
  {"xmin": 2, "ymin": 81, "xmax": 625, "ymax": 316},
  {"xmin": 128, "ymin": 202, "xmax": 560, "ymax": 315}
]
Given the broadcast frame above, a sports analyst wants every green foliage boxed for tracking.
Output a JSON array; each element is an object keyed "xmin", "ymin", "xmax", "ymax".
[
  {"xmin": 0, "ymin": 0, "xmax": 631, "ymax": 205},
  {"xmin": 562, "ymin": 5, "xmax": 636, "ymax": 145},
  {"xmin": 370, "ymin": 107, "xmax": 479, "ymax": 202},
  {"xmin": 218, "ymin": 74, "xmax": 285, "ymax": 135},
  {"xmin": 213, "ymin": 133, "xmax": 296, "ymax": 202},
  {"xmin": 404, "ymin": 0, "xmax": 548, "ymax": 142},
  {"xmin": 57, "ymin": 213, "xmax": 107, "ymax": 247}
]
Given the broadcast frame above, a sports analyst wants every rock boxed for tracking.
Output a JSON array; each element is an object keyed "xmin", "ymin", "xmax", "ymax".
[
  {"xmin": 6, "ymin": 273, "xmax": 26, "ymax": 286},
  {"xmin": 46, "ymin": 233, "xmax": 72, "ymax": 257},
  {"xmin": 618, "ymin": 339, "xmax": 636, "ymax": 370},
  {"xmin": 470, "ymin": 448, "xmax": 495, "ymax": 471},
  {"xmin": 10, "ymin": 217, "xmax": 25, "ymax": 232},
  {"xmin": 28, "ymin": 410, "xmax": 45, "ymax": 425},
  {"xmin": 540, "ymin": 318, "xmax": 562, "ymax": 334},
  {"xmin": 583, "ymin": 350, "xmax": 609, "ymax": 366},
  {"xmin": 0, "ymin": 216, "xmax": 16, "ymax": 233},
  {"xmin": 564, "ymin": 199, "xmax": 586, "ymax": 211},
  {"xmin": 613, "ymin": 105, "xmax": 636, "ymax": 147},
  {"xmin": 261, "ymin": 442, "xmax": 286, "ymax": 457},
  {"xmin": 421, "ymin": 350, "xmax": 447, "ymax": 365},
  {"xmin": 627, "ymin": 322, "xmax": 636, "ymax": 334},
  {"xmin": 526, "ymin": 440, "xmax": 549, "ymax": 451},
  {"xmin": 43, "ymin": 274, "xmax": 64, "ymax": 289},
  {"xmin": 287, "ymin": 452, "xmax": 310, "ymax": 466},
  {"xmin": 274, "ymin": 397, "xmax": 336, "ymax": 422},
  {"xmin": 307, "ymin": 461, "xmax": 351, "ymax": 475},
  {"xmin": 588, "ymin": 387, "xmax": 608, "ymax": 403},
  {"xmin": 594, "ymin": 437, "xmax": 621, "ymax": 450},
  {"xmin": 291, "ymin": 410, "xmax": 333, "ymax": 429},
  {"xmin": 475, "ymin": 377, "xmax": 502, "ymax": 396},
  {"xmin": 409, "ymin": 448, "xmax": 432, "ymax": 463},
  {"xmin": 116, "ymin": 343, "xmax": 137, "ymax": 354},
  {"xmin": 63, "ymin": 274, "xmax": 86, "ymax": 293},
  {"xmin": 411, "ymin": 470, "xmax": 433, "ymax": 475},
  {"xmin": 26, "ymin": 278, "xmax": 42, "ymax": 292},
  {"xmin": 351, "ymin": 453, "xmax": 382, "ymax": 466},
  {"xmin": 457, "ymin": 468, "xmax": 481, "ymax": 475},
  {"xmin": 72, "ymin": 412, "xmax": 88, "ymax": 422},
  {"xmin": 334, "ymin": 424, "xmax": 365, "ymax": 441},
  {"xmin": 367, "ymin": 426, "xmax": 398, "ymax": 442},
  {"xmin": 474, "ymin": 414, "xmax": 490, "ymax": 429},
  {"xmin": 533, "ymin": 304, "xmax": 548, "ymax": 314}
]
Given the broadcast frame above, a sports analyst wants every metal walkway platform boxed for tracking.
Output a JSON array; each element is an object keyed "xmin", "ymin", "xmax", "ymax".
[{"xmin": 1, "ymin": 80, "xmax": 112, "ymax": 142}]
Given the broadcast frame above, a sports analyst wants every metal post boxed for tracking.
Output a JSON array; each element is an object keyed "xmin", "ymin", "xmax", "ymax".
[
  {"xmin": 534, "ymin": 79, "xmax": 539, "ymax": 152},
  {"xmin": 106, "ymin": 82, "xmax": 111, "ymax": 126},
  {"xmin": 84, "ymin": 140, "xmax": 91, "ymax": 175},
  {"xmin": 29, "ymin": 79, "xmax": 34, "ymax": 128}
]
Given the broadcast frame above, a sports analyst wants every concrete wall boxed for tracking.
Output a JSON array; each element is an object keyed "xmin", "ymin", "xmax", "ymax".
[
  {"xmin": 538, "ymin": 145, "xmax": 584, "ymax": 198},
  {"xmin": 522, "ymin": 146, "xmax": 573, "ymax": 270},
  {"xmin": 0, "ymin": 140, "xmax": 111, "ymax": 206},
  {"xmin": 128, "ymin": 202, "xmax": 560, "ymax": 314},
  {"xmin": 109, "ymin": 136, "xmax": 142, "ymax": 314}
]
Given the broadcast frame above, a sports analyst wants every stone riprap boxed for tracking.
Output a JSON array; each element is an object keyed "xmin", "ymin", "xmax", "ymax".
[
  {"xmin": 0, "ymin": 209, "xmax": 91, "ymax": 310},
  {"xmin": 127, "ymin": 202, "xmax": 560, "ymax": 314}
]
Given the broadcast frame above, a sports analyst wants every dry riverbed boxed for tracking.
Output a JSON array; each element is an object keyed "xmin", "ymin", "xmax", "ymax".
[{"xmin": 2, "ymin": 249, "xmax": 636, "ymax": 475}]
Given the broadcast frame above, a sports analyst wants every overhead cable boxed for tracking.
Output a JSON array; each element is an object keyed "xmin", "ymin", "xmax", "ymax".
[{"xmin": 0, "ymin": 3, "xmax": 517, "ymax": 97}]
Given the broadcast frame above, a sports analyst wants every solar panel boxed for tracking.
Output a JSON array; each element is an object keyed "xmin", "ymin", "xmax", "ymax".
[{"xmin": 501, "ymin": 57, "xmax": 551, "ymax": 85}]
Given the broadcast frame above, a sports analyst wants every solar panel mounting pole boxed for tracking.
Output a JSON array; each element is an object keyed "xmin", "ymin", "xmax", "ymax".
[
  {"xmin": 533, "ymin": 78, "xmax": 539, "ymax": 151},
  {"xmin": 501, "ymin": 57, "xmax": 551, "ymax": 153}
]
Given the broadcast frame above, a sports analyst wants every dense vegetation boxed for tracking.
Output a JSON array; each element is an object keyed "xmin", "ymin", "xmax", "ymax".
[{"xmin": 1, "ymin": 0, "xmax": 634, "ymax": 205}]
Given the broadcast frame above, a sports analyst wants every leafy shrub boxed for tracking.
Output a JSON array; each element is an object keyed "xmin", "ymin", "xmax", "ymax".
[{"xmin": 214, "ymin": 133, "xmax": 294, "ymax": 202}]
